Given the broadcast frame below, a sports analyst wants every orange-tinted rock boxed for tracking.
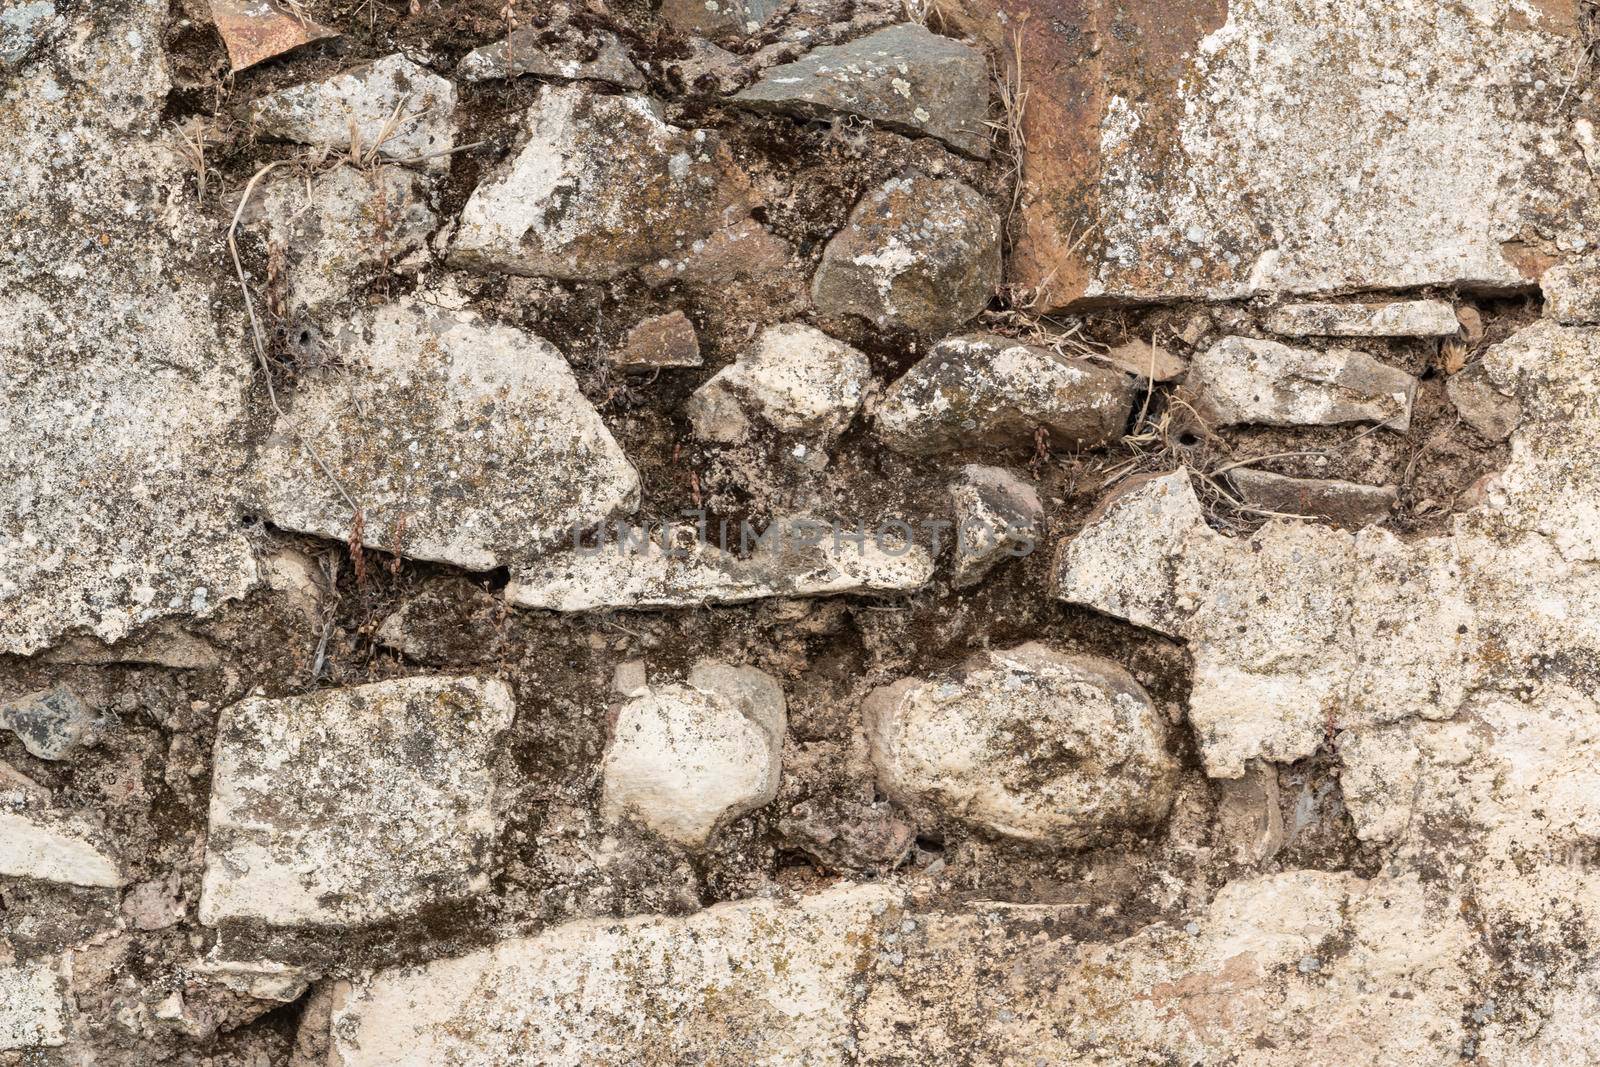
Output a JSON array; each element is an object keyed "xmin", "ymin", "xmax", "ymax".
[{"xmin": 210, "ymin": 0, "xmax": 336, "ymax": 73}]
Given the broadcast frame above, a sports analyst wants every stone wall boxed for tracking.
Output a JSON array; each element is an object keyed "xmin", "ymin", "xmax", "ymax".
[{"xmin": 3, "ymin": 0, "xmax": 1599, "ymax": 1063}]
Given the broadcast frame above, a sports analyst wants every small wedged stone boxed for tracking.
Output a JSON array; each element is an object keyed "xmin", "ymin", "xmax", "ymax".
[
  {"xmin": 251, "ymin": 54, "xmax": 456, "ymax": 172},
  {"xmin": 946, "ymin": 464, "xmax": 1042, "ymax": 587},
  {"xmin": 0, "ymin": 685, "xmax": 112, "ymax": 761},
  {"xmin": 244, "ymin": 164, "xmax": 436, "ymax": 314},
  {"xmin": 1184, "ymin": 336, "xmax": 1417, "ymax": 431},
  {"xmin": 457, "ymin": 24, "xmax": 643, "ymax": 88},
  {"xmin": 602, "ymin": 660, "xmax": 786, "ymax": 847},
  {"xmin": 776, "ymin": 795, "xmax": 915, "ymax": 872},
  {"xmin": 505, "ymin": 517, "xmax": 934, "ymax": 611},
  {"xmin": 0, "ymin": 962, "xmax": 66, "ymax": 1051},
  {"xmin": 686, "ymin": 323, "xmax": 871, "ymax": 444},
  {"xmin": 0, "ymin": 807, "xmax": 122, "ymax": 888},
  {"xmin": 876, "ymin": 333, "xmax": 1135, "ymax": 455},
  {"xmin": 1227, "ymin": 468, "xmax": 1397, "ymax": 527},
  {"xmin": 198, "ymin": 675, "xmax": 514, "ymax": 928},
  {"xmin": 251, "ymin": 296, "xmax": 639, "ymax": 571},
  {"xmin": 209, "ymin": 0, "xmax": 335, "ymax": 73},
  {"xmin": 862, "ymin": 643, "xmax": 1179, "ymax": 848},
  {"xmin": 658, "ymin": 0, "xmax": 782, "ymax": 38},
  {"xmin": 450, "ymin": 85, "xmax": 753, "ymax": 281},
  {"xmin": 733, "ymin": 23, "xmax": 991, "ymax": 158},
  {"xmin": 611, "ymin": 310, "xmax": 701, "ymax": 371},
  {"xmin": 1100, "ymin": 339, "xmax": 1187, "ymax": 382},
  {"xmin": 812, "ymin": 175, "xmax": 1000, "ymax": 335},
  {"xmin": 1264, "ymin": 300, "xmax": 1461, "ymax": 337},
  {"xmin": 1445, "ymin": 364, "xmax": 1521, "ymax": 441}
]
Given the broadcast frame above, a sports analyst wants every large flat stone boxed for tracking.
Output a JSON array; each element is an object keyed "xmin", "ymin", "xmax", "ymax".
[
  {"xmin": 0, "ymin": 0, "xmax": 257, "ymax": 655},
  {"xmin": 251, "ymin": 296, "xmax": 639, "ymax": 570},
  {"xmin": 992, "ymin": 0, "xmax": 1596, "ymax": 308},
  {"xmin": 199, "ymin": 676, "xmax": 514, "ymax": 928},
  {"xmin": 0, "ymin": 808, "xmax": 122, "ymax": 888}
]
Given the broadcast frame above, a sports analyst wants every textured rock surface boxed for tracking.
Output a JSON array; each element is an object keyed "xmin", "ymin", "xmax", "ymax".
[
  {"xmin": 734, "ymin": 23, "xmax": 991, "ymax": 158},
  {"xmin": 877, "ymin": 333, "xmax": 1135, "ymax": 454},
  {"xmin": 1541, "ymin": 257, "xmax": 1600, "ymax": 324},
  {"xmin": 811, "ymin": 175, "xmax": 1000, "ymax": 335},
  {"xmin": 0, "ymin": 685, "xmax": 112, "ymax": 760},
  {"xmin": 0, "ymin": 807, "xmax": 122, "ymax": 888},
  {"xmin": 1264, "ymin": 299, "xmax": 1461, "ymax": 338},
  {"xmin": 1446, "ymin": 363, "xmax": 1522, "ymax": 441},
  {"xmin": 252, "ymin": 296, "xmax": 638, "ymax": 570},
  {"xmin": 252, "ymin": 54, "xmax": 456, "ymax": 171},
  {"xmin": 999, "ymin": 0, "xmax": 1598, "ymax": 308},
  {"xmin": 199, "ymin": 676, "xmax": 513, "ymax": 927},
  {"xmin": 209, "ymin": 0, "xmax": 335, "ymax": 72},
  {"xmin": 457, "ymin": 24, "xmax": 642, "ymax": 87},
  {"xmin": 602, "ymin": 660, "xmax": 785, "ymax": 846},
  {"xmin": 451, "ymin": 85, "xmax": 751, "ymax": 281},
  {"xmin": 1226, "ymin": 468, "xmax": 1397, "ymax": 527},
  {"xmin": 610, "ymin": 310, "xmax": 701, "ymax": 370},
  {"xmin": 1185, "ymin": 336, "xmax": 1417, "ymax": 430},
  {"xmin": 0, "ymin": 963, "xmax": 66, "ymax": 1050},
  {"xmin": 946, "ymin": 464, "xmax": 1042, "ymax": 586},
  {"xmin": 686, "ymin": 323, "xmax": 871, "ymax": 444}
]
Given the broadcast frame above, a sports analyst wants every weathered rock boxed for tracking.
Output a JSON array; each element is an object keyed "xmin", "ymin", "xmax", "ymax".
[
  {"xmin": 1184, "ymin": 336, "xmax": 1417, "ymax": 431},
  {"xmin": 1540, "ymin": 257, "xmax": 1600, "ymax": 324},
  {"xmin": 451, "ymin": 85, "xmax": 752, "ymax": 281},
  {"xmin": 199, "ymin": 676, "xmax": 513, "ymax": 928},
  {"xmin": 996, "ymin": 0, "xmax": 1598, "ymax": 308},
  {"xmin": 244, "ymin": 164, "xmax": 436, "ymax": 314},
  {"xmin": 1264, "ymin": 299, "xmax": 1461, "ymax": 338},
  {"xmin": 602, "ymin": 660, "xmax": 785, "ymax": 846},
  {"xmin": 1212, "ymin": 760, "xmax": 1284, "ymax": 864},
  {"xmin": 507, "ymin": 516, "xmax": 935, "ymax": 611},
  {"xmin": 734, "ymin": 23, "xmax": 991, "ymax": 158},
  {"xmin": 1227, "ymin": 468, "xmax": 1397, "ymax": 527},
  {"xmin": 0, "ymin": 807, "xmax": 122, "ymax": 888},
  {"xmin": 252, "ymin": 54, "xmax": 456, "ymax": 172},
  {"xmin": 686, "ymin": 323, "xmax": 871, "ymax": 444},
  {"xmin": 0, "ymin": 0, "xmax": 258, "ymax": 655},
  {"xmin": 251, "ymin": 296, "xmax": 639, "ymax": 571},
  {"xmin": 876, "ymin": 333, "xmax": 1135, "ymax": 455},
  {"xmin": 41, "ymin": 621, "xmax": 222, "ymax": 670},
  {"xmin": 863, "ymin": 643, "xmax": 1179, "ymax": 848},
  {"xmin": 658, "ymin": 0, "xmax": 781, "ymax": 37},
  {"xmin": 610, "ymin": 310, "xmax": 702, "ymax": 370},
  {"xmin": 0, "ymin": 963, "xmax": 66, "ymax": 1051},
  {"xmin": 373, "ymin": 578, "xmax": 506, "ymax": 664},
  {"xmin": 776, "ymin": 795, "xmax": 915, "ymax": 872},
  {"xmin": 0, "ymin": 0, "xmax": 57, "ymax": 67},
  {"xmin": 1101, "ymin": 338, "xmax": 1187, "ymax": 382},
  {"xmin": 946, "ymin": 464, "xmax": 1042, "ymax": 587},
  {"xmin": 1446, "ymin": 364, "xmax": 1521, "ymax": 441},
  {"xmin": 639, "ymin": 216, "xmax": 805, "ymax": 308},
  {"xmin": 457, "ymin": 24, "xmax": 643, "ymax": 88},
  {"xmin": 210, "ymin": 0, "xmax": 335, "ymax": 72},
  {"xmin": 0, "ymin": 685, "xmax": 112, "ymax": 760},
  {"xmin": 811, "ymin": 175, "xmax": 1000, "ymax": 335}
]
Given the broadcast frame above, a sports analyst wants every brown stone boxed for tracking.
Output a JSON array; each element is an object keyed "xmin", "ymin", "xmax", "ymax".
[
  {"xmin": 210, "ymin": 0, "xmax": 336, "ymax": 73},
  {"xmin": 612, "ymin": 311, "xmax": 702, "ymax": 371},
  {"xmin": 1226, "ymin": 468, "xmax": 1397, "ymax": 527}
]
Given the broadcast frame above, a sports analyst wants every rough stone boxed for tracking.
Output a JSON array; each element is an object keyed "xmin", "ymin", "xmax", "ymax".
[
  {"xmin": 1101, "ymin": 338, "xmax": 1187, "ymax": 382},
  {"xmin": 0, "ymin": 685, "xmax": 112, "ymax": 761},
  {"xmin": 251, "ymin": 296, "xmax": 639, "ymax": 571},
  {"xmin": 1184, "ymin": 336, "xmax": 1417, "ymax": 431},
  {"xmin": 610, "ymin": 310, "xmax": 702, "ymax": 370},
  {"xmin": 876, "ymin": 333, "xmax": 1135, "ymax": 455},
  {"xmin": 1264, "ymin": 299, "xmax": 1462, "ymax": 338},
  {"xmin": 0, "ymin": 0, "xmax": 57, "ymax": 67},
  {"xmin": 602, "ymin": 660, "xmax": 786, "ymax": 847},
  {"xmin": 1226, "ymin": 468, "xmax": 1397, "ymax": 527},
  {"xmin": 373, "ymin": 578, "xmax": 507, "ymax": 664},
  {"xmin": 996, "ymin": 0, "xmax": 1598, "ymax": 308},
  {"xmin": 198, "ymin": 676, "xmax": 514, "ymax": 928},
  {"xmin": 734, "ymin": 23, "xmax": 991, "ymax": 158},
  {"xmin": 0, "ymin": 963, "xmax": 66, "ymax": 1051},
  {"xmin": 450, "ymin": 85, "xmax": 752, "ymax": 281},
  {"xmin": 658, "ymin": 0, "xmax": 781, "ymax": 38},
  {"xmin": 0, "ymin": 0, "xmax": 258, "ymax": 655},
  {"xmin": 686, "ymin": 323, "xmax": 871, "ymax": 444},
  {"xmin": 243, "ymin": 164, "xmax": 436, "ymax": 314},
  {"xmin": 776, "ymin": 795, "xmax": 915, "ymax": 872},
  {"xmin": 1541, "ymin": 257, "xmax": 1600, "ymax": 324},
  {"xmin": 639, "ymin": 216, "xmax": 805, "ymax": 307},
  {"xmin": 252, "ymin": 54, "xmax": 456, "ymax": 172},
  {"xmin": 0, "ymin": 806, "xmax": 122, "ymax": 888},
  {"xmin": 1446, "ymin": 364, "xmax": 1521, "ymax": 442},
  {"xmin": 506, "ymin": 517, "xmax": 935, "ymax": 611},
  {"xmin": 210, "ymin": 0, "xmax": 335, "ymax": 72},
  {"xmin": 456, "ymin": 24, "xmax": 643, "ymax": 88},
  {"xmin": 811, "ymin": 175, "xmax": 1000, "ymax": 335},
  {"xmin": 946, "ymin": 464, "xmax": 1043, "ymax": 587},
  {"xmin": 41, "ymin": 621, "xmax": 222, "ymax": 671},
  {"xmin": 863, "ymin": 643, "xmax": 1179, "ymax": 848}
]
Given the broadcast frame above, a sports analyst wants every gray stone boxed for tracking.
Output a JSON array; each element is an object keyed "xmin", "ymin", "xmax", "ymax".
[
  {"xmin": 811, "ymin": 175, "xmax": 1000, "ymax": 335},
  {"xmin": 451, "ymin": 85, "xmax": 753, "ymax": 281},
  {"xmin": 0, "ymin": 685, "xmax": 112, "ymax": 761},
  {"xmin": 244, "ymin": 164, "xmax": 436, "ymax": 314},
  {"xmin": 1540, "ymin": 258, "xmax": 1600, "ymax": 324},
  {"xmin": 457, "ymin": 24, "xmax": 642, "ymax": 88},
  {"xmin": 658, "ymin": 0, "xmax": 782, "ymax": 38},
  {"xmin": 0, "ymin": 963, "xmax": 66, "ymax": 1051},
  {"xmin": 947, "ymin": 465, "xmax": 1043, "ymax": 587},
  {"xmin": 876, "ymin": 333, "xmax": 1135, "ymax": 455},
  {"xmin": 1264, "ymin": 300, "xmax": 1461, "ymax": 338},
  {"xmin": 199, "ymin": 675, "xmax": 514, "ymax": 928},
  {"xmin": 251, "ymin": 296, "xmax": 639, "ymax": 571},
  {"xmin": 611, "ymin": 310, "xmax": 702, "ymax": 371},
  {"xmin": 252, "ymin": 54, "xmax": 456, "ymax": 172},
  {"xmin": 0, "ymin": 0, "xmax": 55, "ymax": 67},
  {"xmin": 1446, "ymin": 364, "xmax": 1521, "ymax": 441},
  {"xmin": 1185, "ymin": 336, "xmax": 1417, "ymax": 431},
  {"xmin": 602, "ymin": 660, "xmax": 786, "ymax": 847},
  {"xmin": 686, "ymin": 323, "xmax": 871, "ymax": 444},
  {"xmin": 863, "ymin": 643, "xmax": 1179, "ymax": 849},
  {"xmin": 734, "ymin": 23, "xmax": 991, "ymax": 158},
  {"xmin": 1227, "ymin": 468, "xmax": 1397, "ymax": 527}
]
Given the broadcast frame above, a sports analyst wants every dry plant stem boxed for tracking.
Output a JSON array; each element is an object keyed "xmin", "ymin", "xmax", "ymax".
[{"xmin": 227, "ymin": 161, "xmax": 360, "ymax": 516}]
